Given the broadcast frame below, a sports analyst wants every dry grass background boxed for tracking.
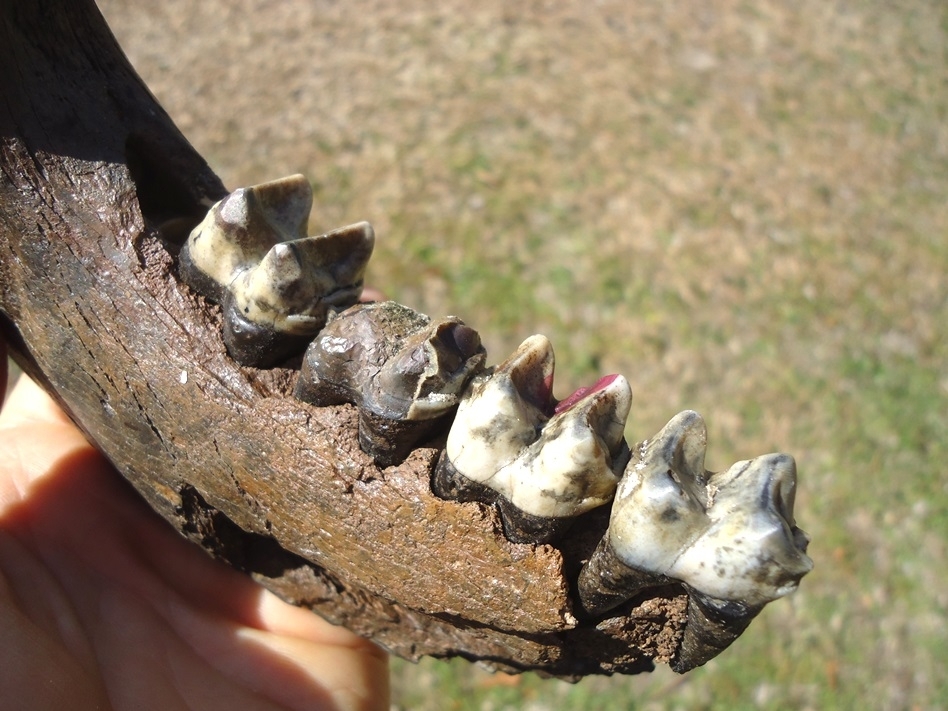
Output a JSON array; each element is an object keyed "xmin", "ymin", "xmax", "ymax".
[{"xmin": 86, "ymin": 1, "xmax": 948, "ymax": 708}]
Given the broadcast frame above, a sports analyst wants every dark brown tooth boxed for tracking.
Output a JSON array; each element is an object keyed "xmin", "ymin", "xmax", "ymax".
[
  {"xmin": 671, "ymin": 590, "xmax": 764, "ymax": 673},
  {"xmin": 295, "ymin": 301, "xmax": 486, "ymax": 466}
]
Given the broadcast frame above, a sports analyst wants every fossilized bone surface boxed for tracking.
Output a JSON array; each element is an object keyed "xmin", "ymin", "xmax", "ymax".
[
  {"xmin": 0, "ymin": 0, "xmax": 808, "ymax": 678},
  {"xmin": 0, "ymin": 0, "xmax": 684, "ymax": 677}
]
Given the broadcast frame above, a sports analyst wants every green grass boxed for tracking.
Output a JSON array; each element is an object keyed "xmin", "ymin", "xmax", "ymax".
[{"xmin": 98, "ymin": 0, "xmax": 948, "ymax": 707}]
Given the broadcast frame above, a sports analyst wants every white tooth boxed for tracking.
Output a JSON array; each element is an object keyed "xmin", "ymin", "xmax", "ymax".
[
  {"xmin": 667, "ymin": 454, "xmax": 814, "ymax": 606},
  {"xmin": 609, "ymin": 410, "xmax": 709, "ymax": 574},
  {"xmin": 185, "ymin": 174, "xmax": 312, "ymax": 290},
  {"xmin": 440, "ymin": 336, "xmax": 632, "ymax": 539},
  {"xmin": 501, "ymin": 375, "xmax": 632, "ymax": 518},
  {"xmin": 444, "ymin": 335, "xmax": 554, "ymax": 487},
  {"xmin": 584, "ymin": 411, "xmax": 812, "ymax": 615}
]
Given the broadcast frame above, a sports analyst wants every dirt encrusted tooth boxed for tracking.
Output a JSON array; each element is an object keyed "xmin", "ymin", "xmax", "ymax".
[
  {"xmin": 431, "ymin": 335, "xmax": 633, "ymax": 544},
  {"xmin": 295, "ymin": 301, "xmax": 486, "ymax": 467},
  {"xmin": 577, "ymin": 411, "xmax": 813, "ymax": 672},
  {"xmin": 178, "ymin": 174, "xmax": 374, "ymax": 367}
]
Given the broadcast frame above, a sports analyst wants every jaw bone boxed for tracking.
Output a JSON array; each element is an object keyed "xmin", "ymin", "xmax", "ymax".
[
  {"xmin": 178, "ymin": 174, "xmax": 374, "ymax": 367},
  {"xmin": 577, "ymin": 410, "xmax": 813, "ymax": 671},
  {"xmin": 295, "ymin": 301, "xmax": 487, "ymax": 467},
  {"xmin": 431, "ymin": 335, "xmax": 633, "ymax": 544}
]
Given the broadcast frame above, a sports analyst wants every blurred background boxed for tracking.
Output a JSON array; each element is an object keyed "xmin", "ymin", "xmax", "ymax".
[{"xmin": 50, "ymin": 0, "xmax": 946, "ymax": 707}]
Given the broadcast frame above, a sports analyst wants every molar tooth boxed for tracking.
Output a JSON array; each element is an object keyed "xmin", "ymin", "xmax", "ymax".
[
  {"xmin": 295, "ymin": 301, "xmax": 486, "ymax": 467},
  {"xmin": 578, "ymin": 410, "xmax": 708, "ymax": 616},
  {"xmin": 177, "ymin": 174, "xmax": 374, "ymax": 367},
  {"xmin": 431, "ymin": 336, "xmax": 632, "ymax": 544},
  {"xmin": 179, "ymin": 174, "xmax": 312, "ymax": 302},
  {"xmin": 577, "ymin": 413, "xmax": 813, "ymax": 671},
  {"xmin": 671, "ymin": 453, "xmax": 813, "ymax": 672}
]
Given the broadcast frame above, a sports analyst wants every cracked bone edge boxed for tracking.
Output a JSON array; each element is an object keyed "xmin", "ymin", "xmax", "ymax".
[
  {"xmin": 432, "ymin": 334, "xmax": 633, "ymax": 543},
  {"xmin": 179, "ymin": 174, "xmax": 312, "ymax": 303}
]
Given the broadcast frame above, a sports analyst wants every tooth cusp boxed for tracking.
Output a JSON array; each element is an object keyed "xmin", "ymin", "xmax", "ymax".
[
  {"xmin": 432, "ymin": 336, "xmax": 632, "ymax": 544},
  {"xmin": 578, "ymin": 411, "xmax": 813, "ymax": 669},
  {"xmin": 295, "ymin": 301, "xmax": 486, "ymax": 467},
  {"xmin": 178, "ymin": 175, "xmax": 374, "ymax": 367}
]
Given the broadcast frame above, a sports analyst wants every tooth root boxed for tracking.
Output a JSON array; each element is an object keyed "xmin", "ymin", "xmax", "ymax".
[
  {"xmin": 578, "ymin": 537, "xmax": 668, "ymax": 616},
  {"xmin": 433, "ymin": 337, "xmax": 632, "ymax": 544},
  {"xmin": 671, "ymin": 590, "xmax": 764, "ymax": 673},
  {"xmin": 295, "ymin": 301, "xmax": 486, "ymax": 467}
]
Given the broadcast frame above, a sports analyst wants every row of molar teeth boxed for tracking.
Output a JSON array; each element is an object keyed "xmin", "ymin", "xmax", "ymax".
[
  {"xmin": 178, "ymin": 174, "xmax": 374, "ymax": 367},
  {"xmin": 577, "ymin": 410, "xmax": 813, "ymax": 672},
  {"xmin": 431, "ymin": 334, "xmax": 633, "ymax": 544},
  {"xmin": 295, "ymin": 301, "xmax": 487, "ymax": 467}
]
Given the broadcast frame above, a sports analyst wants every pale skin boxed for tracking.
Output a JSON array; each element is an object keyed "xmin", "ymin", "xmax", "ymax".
[{"xmin": 0, "ymin": 340, "xmax": 390, "ymax": 711}]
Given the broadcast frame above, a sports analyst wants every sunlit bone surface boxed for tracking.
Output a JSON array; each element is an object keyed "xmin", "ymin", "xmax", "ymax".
[
  {"xmin": 432, "ymin": 334, "xmax": 632, "ymax": 543},
  {"xmin": 295, "ymin": 301, "xmax": 486, "ymax": 466}
]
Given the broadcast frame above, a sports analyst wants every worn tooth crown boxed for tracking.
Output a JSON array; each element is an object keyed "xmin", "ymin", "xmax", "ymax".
[
  {"xmin": 375, "ymin": 320, "xmax": 486, "ymax": 420},
  {"xmin": 605, "ymin": 411, "xmax": 811, "ymax": 604},
  {"xmin": 436, "ymin": 335, "xmax": 632, "ymax": 542},
  {"xmin": 608, "ymin": 410, "xmax": 710, "ymax": 574},
  {"xmin": 183, "ymin": 174, "xmax": 312, "ymax": 295},
  {"xmin": 504, "ymin": 373, "xmax": 632, "ymax": 518},
  {"xmin": 230, "ymin": 222, "xmax": 374, "ymax": 334},
  {"xmin": 178, "ymin": 174, "xmax": 375, "ymax": 366},
  {"xmin": 295, "ymin": 301, "xmax": 486, "ymax": 466},
  {"xmin": 668, "ymin": 453, "xmax": 813, "ymax": 605},
  {"xmin": 444, "ymin": 335, "xmax": 556, "ymax": 484}
]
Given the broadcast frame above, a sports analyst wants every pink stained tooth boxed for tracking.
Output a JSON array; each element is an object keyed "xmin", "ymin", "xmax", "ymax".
[{"xmin": 554, "ymin": 373, "xmax": 620, "ymax": 415}]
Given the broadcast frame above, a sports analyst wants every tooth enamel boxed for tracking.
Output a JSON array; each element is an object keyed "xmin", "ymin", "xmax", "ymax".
[
  {"xmin": 577, "ymin": 409, "xmax": 813, "ymax": 670},
  {"xmin": 667, "ymin": 453, "xmax": 813, "ymax": 606},
  {"xmin": 183, "ymin": 174, "xmax": 312, "ymax": 296},
  {"xmin": 295, "ymin": 301, "xmax": 486, "ymax": 466},
  {"xmin": 178, "ymin": 175, "xmax": 374, "ymax": 366},
  {"xmin": 433, "ymin": 335, "xmax": 632, "ymax": 543},
  {"xmin": 501, "ymin": 373, "xmax": 631, "ymax": 518},
  {"xmin": 229, "ymin": 223, "xmax": 374, "ymax": 334},
  {"xmin": 608, "ymin": 410, "xmax": 710, "ymax": 576}
]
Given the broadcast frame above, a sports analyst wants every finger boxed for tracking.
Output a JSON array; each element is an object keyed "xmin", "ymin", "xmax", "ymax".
[
  {"xmin": 162, "ymin": 594, "xmax": 389, "ymax": 711},
  {"xmin": 0, "ymin": 374, "xmax": 78, "ymax": 434},
  {"xmin": 0, "ymin": 340, "xmax": 7, "ymax": 408},
  {"xmin": 0, "ymin": 376, "xmax": 92, "ymax": 512},
  {"xmin": 358, "ymin": 287, "xmax": 386, "ymax": 303}
]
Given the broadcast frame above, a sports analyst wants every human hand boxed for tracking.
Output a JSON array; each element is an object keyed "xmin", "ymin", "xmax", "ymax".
[{"xmin": 0, "ymin": 344, "xmax": 389, "ymax": 711}]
